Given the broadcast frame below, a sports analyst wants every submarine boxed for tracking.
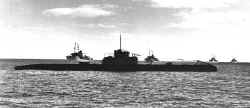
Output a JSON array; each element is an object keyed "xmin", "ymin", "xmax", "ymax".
[{"xmin": 15, "ymin": 34, "xmax": 217, "ymax": 72}]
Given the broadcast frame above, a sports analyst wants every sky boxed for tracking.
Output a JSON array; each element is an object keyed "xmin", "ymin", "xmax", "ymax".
[{"xmin": 0, "ymin": 0, "xmax": 250, "ymax": 62}]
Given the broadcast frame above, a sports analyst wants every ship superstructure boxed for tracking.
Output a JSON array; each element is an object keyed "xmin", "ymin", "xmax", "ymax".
[{"xmin": 102, "ymin": 33, "xmax": 138, "ymax": 65}]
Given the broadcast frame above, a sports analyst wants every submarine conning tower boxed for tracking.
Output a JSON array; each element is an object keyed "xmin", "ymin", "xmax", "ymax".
[{"xmin": 102, "ymin": 33, "xmax": 138, "ymax": 65}]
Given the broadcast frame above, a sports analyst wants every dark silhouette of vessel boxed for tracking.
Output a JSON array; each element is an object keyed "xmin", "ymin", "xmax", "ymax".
[
  {"xmin": 231, "ymin": 58, "xmax": 237, "ymax": 63},
  {"xmin": 15, "ymin": 34, "xmax": 217, "ymax": 72},
  {"xmin": 102, "ymin": 34, "xmax": 138, "ymax": 65},
  {"xmin": 209, "ymin": 57, "xmax": 218, "ymax": 62},
  {"xmin": 66, "ymin": 42, "xmax": 92, "ymax": 64},
  {"xmin": 144, "ymin": 50, "xmax": 159, "ymax": 64}
]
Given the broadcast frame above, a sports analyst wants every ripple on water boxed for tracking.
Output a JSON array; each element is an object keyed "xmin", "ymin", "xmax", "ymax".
[{"xmin": 1, "ymin": 62, "xmax": 250, "ymax": 107}]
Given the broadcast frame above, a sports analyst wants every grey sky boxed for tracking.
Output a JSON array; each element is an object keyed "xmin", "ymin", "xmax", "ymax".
[
  {"xmin": 1, "ymin": 0, "xmax": 186, "ymax": 35},
  {"xmin": 1, "ymin": 0, "xmax": 250, "ymax": 61}
]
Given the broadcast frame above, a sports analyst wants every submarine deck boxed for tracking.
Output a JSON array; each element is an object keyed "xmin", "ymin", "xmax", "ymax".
[{"xmin": 15, "ymin": 64, "xmax": 217, "ymax": 72}]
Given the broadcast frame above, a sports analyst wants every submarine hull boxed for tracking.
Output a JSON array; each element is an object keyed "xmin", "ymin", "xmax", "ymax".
[{"xmin": 15, "ymin": 64, "xmax": 217, "ymax": 72}]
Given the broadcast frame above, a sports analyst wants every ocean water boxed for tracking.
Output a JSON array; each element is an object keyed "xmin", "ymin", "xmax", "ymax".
[{"xmin": 0, "ymin": 59, "xmax": 250, "ymax": 108}]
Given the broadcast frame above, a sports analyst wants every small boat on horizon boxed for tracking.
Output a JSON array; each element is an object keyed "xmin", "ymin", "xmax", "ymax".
[
  {"xmin": 231, "ymin": 58, "xmax": 237, "ymax": 63},
  {"xmin": 66, "ymin": 42, "xmax": 93, "ymax": 64},
  {"xmin": 209, "ymin": 57, "xmax": 218, "ymax": 62},
  {"xmin": 144, "ymin": 50, "xmax": 159, "ymax": 64}
]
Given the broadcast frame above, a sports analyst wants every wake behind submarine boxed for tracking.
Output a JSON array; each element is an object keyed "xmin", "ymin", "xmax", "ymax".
[{"xmin": 15, "ymin": 34, "xmax": 217, "ymax": 72}]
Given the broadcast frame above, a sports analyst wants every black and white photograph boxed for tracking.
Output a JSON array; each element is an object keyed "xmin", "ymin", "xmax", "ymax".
[{"xmin": 0, "ymin": 0, "xmax": 250, "ymax": 107}]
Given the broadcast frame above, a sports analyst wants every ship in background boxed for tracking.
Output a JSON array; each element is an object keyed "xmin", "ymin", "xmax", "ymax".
[
  {"xmin": 209, "ymin": 56, "xmax": 238, "ymax": 63},
  {"xmin": 209, "ymin": 56, "xmax": 218, "ymax": 62},
  {"xmin": 66, "ymin": 42, "xmax": 93, "ymax": 64},
  {"xmin": 231, "ymin": 58, "xmax": 237, "ymax": 63},
  {"xmin": 144, "ymin": 50, "xmax": 159, "ymax": 64}
]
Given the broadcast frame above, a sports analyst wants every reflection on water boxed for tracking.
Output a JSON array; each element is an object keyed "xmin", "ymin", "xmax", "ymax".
[{"xmin": 0, "ymin": 60, "xmax": 250, "ymax": 107}]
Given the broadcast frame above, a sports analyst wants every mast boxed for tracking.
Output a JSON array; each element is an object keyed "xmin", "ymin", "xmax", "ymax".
[
  {"xmin": 74, "ymin": 42, "xmax": 76, "ymax": 53},
  {"xmin": 149, "ymin": 49, "xmax": 151, "ymax": 56},
  {"xmin": 120, "ymin": 32, "xmax": 122, "ymax": 50},
  {"xmin": 77, "ymin": 43, "xmax": 80, "ymax": 51}
]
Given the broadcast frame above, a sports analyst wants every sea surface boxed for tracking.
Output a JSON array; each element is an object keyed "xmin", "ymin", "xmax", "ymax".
[{"xmin": 0, "ymin": 59, "xmax": 250, "ymax": 108}]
